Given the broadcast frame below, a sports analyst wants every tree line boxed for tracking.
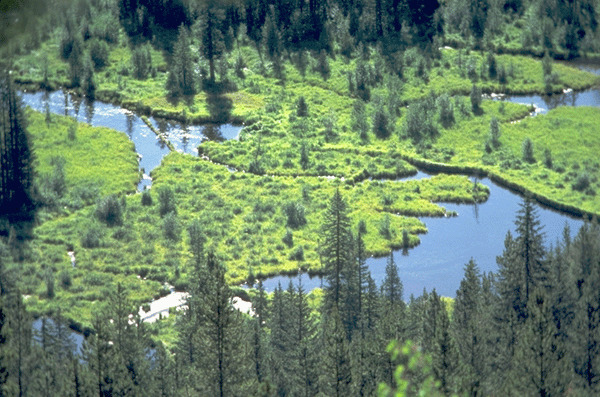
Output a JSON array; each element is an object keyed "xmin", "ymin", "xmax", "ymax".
[
  {"xmin": 1, "ymin": 189, "xmax": 600, "ymax": 395},
  {"xmin": 32, "ymin": 0, "xmax": 598, "ymax": 101}
]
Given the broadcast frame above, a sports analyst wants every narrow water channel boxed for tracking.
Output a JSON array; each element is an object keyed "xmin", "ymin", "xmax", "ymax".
[
  {"xmin": 20, "ymin": 90, "xmax": 242, "ymax": 190},
  {"xmin": 259, "ymin": 175, "xmax": 584, "ymax": 298},
  {"xmin": 20, "ymin": 59, "xmax": 600, "ymax": 301}
]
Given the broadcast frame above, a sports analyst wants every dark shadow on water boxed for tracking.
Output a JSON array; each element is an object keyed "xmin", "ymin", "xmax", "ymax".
[
  {"xmin": 126, "ymin": 111, "xmax": 135, "ymax": 138},
  {"xmin": 206, "ymin": 93, "xmax": 233, "ymax": 123},
  {"xmin": 203, "ymin": 80, "xmax": 234, "ymax": 122},
  {"xmin": 84, "ymin": 98, "xmax": 95, "ymax": 124},
  {"xmin": 202, "ymin": 124, "xmax": 224, "ymax": 141}
]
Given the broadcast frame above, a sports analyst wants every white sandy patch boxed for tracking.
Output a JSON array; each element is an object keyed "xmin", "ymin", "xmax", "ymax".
[
  {"xmin": 139, "ymin": 288, "xmax": 255, "ymax": 323},
  {"xmin": 139, "ymin": 291, "xmax": 190, "ymax": 323},
  {"xmin": 232, "ymin": 297, "xmax": 254, "ymax": 316}
]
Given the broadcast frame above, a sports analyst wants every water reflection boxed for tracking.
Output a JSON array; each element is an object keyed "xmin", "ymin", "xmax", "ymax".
[
  {"xmin": 258, "ymin": 176, "xmax": 584, "ymax": 298},
  {"xmin": 126, "ymin": 111, "xmax": 135, "ymax": 138},
  {"xmin": 84, "ymin": 99, "xmax": 94, "ymax": 124},
  {"xmin": 21, "ymin": 90, "xmax": 243, "ymax": 191},
  {"xmin": 504, "ymin": 87, "xmax": 600, "ymax": 114}
]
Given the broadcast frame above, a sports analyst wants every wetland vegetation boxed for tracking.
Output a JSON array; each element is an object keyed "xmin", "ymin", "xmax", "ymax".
[{"xmin": 1, "ymin": 0, "xmax": 600, "ymax": 395}]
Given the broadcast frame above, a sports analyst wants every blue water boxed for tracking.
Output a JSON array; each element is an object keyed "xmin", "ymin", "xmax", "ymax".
[
  {"xmin": 259, "ymin": 62, "xmax": 600, "ymax": 298},
  {"xmin": 504, "ymin": 62, "xmax": 600, "ymax": 114},
  {"xmin": 19, "ymin": 60, "xmax": 600, "ymax": 299},
  {"xmin": 258, "ymin": 175, "xmax": 584, "ymax": 298},
  {"xmin": 505, "ymin": 88, "xmax": 600, "ymax": 114},
  {"xmin": 20, "ymin": 90, "xmax": 242, "ymax": 190}
]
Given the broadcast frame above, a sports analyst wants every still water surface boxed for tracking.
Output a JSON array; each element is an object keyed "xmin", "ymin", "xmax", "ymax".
[
  {"xmin": 20, "ymin": 90, "xmax": 241, "ymax": 190},
  {"xmin": 20, "ymin": 66, "xmax": 600, "ymax": 299}
]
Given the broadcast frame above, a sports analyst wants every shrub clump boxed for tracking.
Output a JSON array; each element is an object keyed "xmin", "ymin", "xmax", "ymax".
[
  {"xmin": 141, "ymin": 190, "xmax": 153, "ymax": 206},
  {"xmin": 158, "ymin": 187, "xmax": 176, "ymax": 216},
  {"xmin": 163, "ymin": 212, "xmax": 180, "ymax": 241},
  {"xmin": 95, "ymin": 195, "xmax": 123, "ymax": 227},
  {"xmin": 282, "ymin": 229, "xmax": 294, "ymax": 247},
  {"xmin": 470, "ymin": 84, "xmax": 482, "ymax": 113},
  {"xmin": 522, "ymin": 137, "xmax": 535, "ymax": 163},
  {"xmin": 289, "ymin": 245, "xmax": 304, "ymax": 261},
  {"xmin": 296, "ymin": 96, "xmax": 308, "ymax": 117},
  {"xmin": 285, "ymin": 202, "xmax": 307, "ymax": 229},
  {"xmin": 572, "ymin": 173, "xmax": 591, "ymax": 192},
  {"xmin": 81, "ymin": 225, "xmax": 102, "ymax": 248}
]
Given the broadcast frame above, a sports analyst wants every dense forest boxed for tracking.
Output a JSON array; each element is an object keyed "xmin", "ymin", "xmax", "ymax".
[{"xmin": 1, "ymin": 0, "xmax": 600, "ymax": 395}]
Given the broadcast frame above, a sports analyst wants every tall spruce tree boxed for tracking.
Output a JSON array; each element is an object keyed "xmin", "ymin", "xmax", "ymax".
[
  {"xmin": 452, "ymin": 259, "xmax": 484, "ymax": 395},
  {"xmin": 167, "ymin": 25, "xmax": 196, "ymax": 97},
  {"xmin": 0, "ymin": 72, "xmax": 35, "ymax": 217},
  {"xmin": 0, "ymin": 248, "xmax": 11, "ymax": 394},
  {"xmin": 322, "ymin": 188, "xmax": 352, "ymax": 310},
  {"xmin": 184, "ymin": 251, "xmax": 251, "ymax": 396},
  {"xmin": 570, "ymin": 223, "xmax": 600, "ymax": 391},
  {"xmin": 514, "ymin": 286, "xmax": 571, "ymax": 395},
  {"xmin": 292, "ymin": 281, "xmax": 318, "ymax": 396},
  {"xmin": 423, "ymin": 290, "xmax": 459, "ymax": 395},
  {"xmin": 319, "ymin": 308, "xmax": 352, "ymax": 397},
  {"xmin": 198, "ymin": 1, "xmax": 225, "ymax": 84},
  {"xmin": 269, "ymin": 282, "xmax": 295, "ymax": 395},
  {"xmin": 514, "ymin": 199, "xmax": 548, "ymax": 304},
  {"xmin": 377, "ymin": 251, "xmax": 406, "ymax": 387},
  {"xmin": 381, "ymin": 251, "xmax": 403, "ymax": 305}
]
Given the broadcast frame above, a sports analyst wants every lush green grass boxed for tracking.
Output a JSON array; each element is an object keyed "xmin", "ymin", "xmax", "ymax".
[
  {"xmin": 405, "ymin": 104, "xmax": 600, "ymax": 215},
  {"xmin": 18, "ymin": 149, "xmax": 487, "ymax": 327},
  {"xmin": 12, "ymin": 26, "xmax": 599, "ymax": 124},
  {"xmin": 29, "ymin": 109, "xmax": 139, "ymax": 206},
  {"xmin": 9, "ymin": 19, "xmax": 600, "ymax": 328}
]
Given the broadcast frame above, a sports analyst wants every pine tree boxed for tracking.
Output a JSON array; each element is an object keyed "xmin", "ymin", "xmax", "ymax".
[
  {"xmin": 198, "ymin": 2, "xmax": 225, "ymax": 84},
  {"xmin": 570, "ymin": 223, "xmax": 600, "ymax": 391},
  {"xmin": 381, "ymin": 251, "xmax": 403, "ymax": 305},
  {"xmin": 351, "ymin": 99, "xmax": 369, "ymax": 141},
  {"xmin": 514, "ymin": 287, "xmax": 571, "ymax": 395},
  {"xmin": 423, "ymin": 290, "xmax": 459, "ymax": 395},
  {"xmin": 452, "ymin": 259, "xmax": 484, "ymax": 395},
  {"xmin": 269, "ymin": 282, "xmax": 295, "ymax": 395},
  {"xmin": 0, "ymin": 72, "xmax": 35, "ymax": 217},
  {"xmin": 293, "ymin": 281, "xmax": 318, "ymax": 396},
  {"xmin": 375, "ymin": 251, "xmax": 407, "ymax": 388},
  {"xmin": 168, "ymin": 25, "xmax": 196, "ymax": 97},
  {"xmin": 187, "ymin": 218, "xmax": 205, "ymax": 268},
  {"xmin": 0, "ymin": 249, "xmax": 12, "ymax": 393},
  {"xmin": 319, "ymin": 308, "xmax": 352, "ymax": 396},
  {"xmin": 514, "ymin": 199, "xmax": 547, "ymax": 306},
  {"xmin": 154, "ymin": 343, "xmax": 176, "ymax": 396},
  {"xmin": 322, "ymin": 188, "xmax": 352, "ymax": 310},
  {"xmin": 495, "ymin": 230, "xmax": 525, "ymax": 374},
  {"xmin": 185, "ymin": 251, "xmax": 251, "ymax": 396}
]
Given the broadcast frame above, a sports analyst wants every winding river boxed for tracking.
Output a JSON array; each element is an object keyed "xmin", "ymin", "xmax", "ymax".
[
  {"xmin": 21, "ymin": 90, "xmax": 241, "ymax": 190},
  {"xmin": 19, "ymin": 61, "xmax": 600, "ymax": 300}
]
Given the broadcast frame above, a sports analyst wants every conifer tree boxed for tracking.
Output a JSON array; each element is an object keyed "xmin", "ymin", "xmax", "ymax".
[
  {"xmin": 269, "ymin": 283, "xmax": 294, "ymax": 395},
  {"xmin": 187, "ymin": 218, "xmax": 205, "ymax": 268},
  {"xmin": 320, "ymin": 308, "xmax": 352, "ymax": 396},
  {"xmin": 452, "ymin": 259, "xmax": 484, "ymax": 395},
  {"xmin": 0, "ymin": 72, "xmax": 35, "ymax": 217},
  {"xmin": 514, "ymin": 199, "xmax": 547, "ymax": 306},
  {"xmin": 167, "ymin": 25, "xmax": 196, "ymax": 97},
  {"xmin": 423, "ymin": 290, "xmax": 459, "ymax": 395},
  {"xmin": 381, "ymin": 251, "xmax": 403, "ymax": 305},
  {"xmin": 322, "ymin": 188, "xmax": 352, "ymax": 310},
  {"xmin": 198, "ymin": 2, "xmax": 225, "ymax": 84},
  {"xmin": 185, "ymin": 251, "xmax": 251, "ymax": 396},
  {"xmin": 570, "ymin": 223, "xmax": 600, "ymax": 391},
  {"xmin": 292, "ymin": 281, "xmax": 318, "ymax": 396},
  {"xmin": 514, "ymin": 287, "xmax": 571, "ymax": 395},
  {"xmin": 0, "ymin": 250, "xmax": 11, "ymax": 393}
]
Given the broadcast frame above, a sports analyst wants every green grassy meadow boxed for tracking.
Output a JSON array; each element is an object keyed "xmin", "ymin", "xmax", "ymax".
[{"xmin": 8, "ymin": 22, "xmax": 600, "ymax": 328}]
